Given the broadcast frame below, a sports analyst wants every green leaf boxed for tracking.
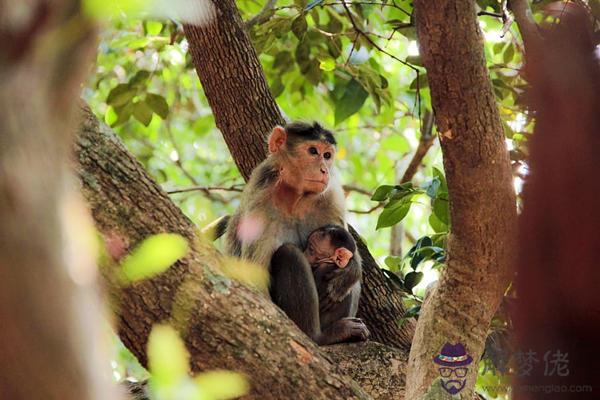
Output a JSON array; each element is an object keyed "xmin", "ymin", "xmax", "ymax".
[
  {"xmin": 270, "ymin": 78, "xmax": 285, "ymax": 98},
  {"xmin": 493, "ymin": 42, "xmax": 506, "ymax": 55},
  {"xmin": 376, "ymin": 201, "xmax": 410, "ymax": 229},
  {"xmin": 503, "ymin": 44, "xmax": 515, "ymax": 64},
  {"xmin": 404, "ymin": 271, "xmax": 424, "ymax": 293},
  {"xmin": 429, "ymin": 213, "xmax": 448, "ymax": 233},
  {"xmin": 319, "ymin": 57, "xmax": 336, "ymax": 72},
  {"xmin": 112, "ymin": 103, "xmax": 134, "ymax": 127},
  {"xmin": 432, "ymin": 197, "xmax": 450, "ymax": 225},
  {"xmin": 147, "ymin": 325, "xmax": 189, "ymax": 387},
  {"xmin": 195, "ymin": 370, "xmax": 250, "ymax": 400},
  {"xmin": 146, "ymin": 20, "xmax": 163, "ymax": 36},
  {"xmin": 291, "ymin": 14, "xmax": 308, "ymax": 40},
  {"xmin": 384, "ymin": 255, "xmax": 402, "ymax": 271},
  {"xmin": 273, "ymin": 51, "xmax": 294, "ymax": 73},
  {"xmin": 104, "ymin": 105, "xmax": 118, "ymax": 126},
  {"xmin": 119, "ymin": 233, "xmax": 189, "ymax": 283},
  {"xmin": 106, "ymin": 83, "xmax": 135, "ymax": 107},
  {"xmin": 130, "ymin": 70, "xmax": 150, "ymax": 87},
  {"xmin": 410, "ymin": 74, "xmax": 428, "ymax": 90},
  {"xmin": 371, "ymin": 185, "xmax": 394, "ymax": 201},
  {"xmin": 146, "ymin": 93, "xmax": 169, "ymax": 119},
  {"xmin": 133, "ymin": 100, "xmax": 153, "ymax": 126},
  {"xmin": 334, "ymin": 79, "xmax": 369, "ymax": 125},
  {"xmin": 128, "ymin": 37, "xmax": 150, "ymax": 49}
]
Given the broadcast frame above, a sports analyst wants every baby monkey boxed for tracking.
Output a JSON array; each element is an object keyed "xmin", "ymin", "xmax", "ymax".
[{"xmin": 304, "ymin": 225, "xmax": 368, "ymax": 338}]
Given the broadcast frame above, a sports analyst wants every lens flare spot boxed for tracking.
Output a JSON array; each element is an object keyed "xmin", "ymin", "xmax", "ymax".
[{"xmin": 237, "ymin": 214, "xmax": 265, "ymax": 245}]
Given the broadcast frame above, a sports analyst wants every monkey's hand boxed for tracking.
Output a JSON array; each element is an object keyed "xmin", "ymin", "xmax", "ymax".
[{"xmin": 319, "ymin": 259, "xmax": 361, "ymax": 312}]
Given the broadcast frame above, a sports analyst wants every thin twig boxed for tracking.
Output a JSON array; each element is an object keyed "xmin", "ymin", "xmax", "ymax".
[
  {"xmin": 478, "ymin": 11, "xmax": 504, "ymax": 18},
  {"xmin": 245, "ymin": 0, "xmax": 277, "ymax": 29},
  {"xmin": 400, "ymin": 110, "xmax": 435, "ymax": 183},
  {"xmin": 167, "ymin": 185, "xmax": 244, "ymax": 195},
  {"xmin": 348, "ymin": 203, "xmax": 383, "ymax": 214},
  {"xmin": 340, "ymin": 0, "xmax": 421, "ymax": 121},
  {"xmin": 343, "ymin": 184, "xmax": 372, "ymax": 196},
  {"xmin": 509, "ymin": 0, "xmax": 542, "ymax": 49}
]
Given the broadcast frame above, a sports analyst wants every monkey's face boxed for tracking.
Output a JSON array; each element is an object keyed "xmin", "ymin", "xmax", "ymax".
[
  {"xmin": 304, "ymin": 230, "xmax": 336, "ymax": 264},
  {"xmin": 285, "ymin": 140, "xmax": 335, "ymax": 195}
]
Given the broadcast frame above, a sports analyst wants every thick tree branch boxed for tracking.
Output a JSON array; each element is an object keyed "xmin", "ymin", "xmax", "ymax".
[{"xmin": 76, "ymin": 106, "xmax": 412, "ymax": 399}]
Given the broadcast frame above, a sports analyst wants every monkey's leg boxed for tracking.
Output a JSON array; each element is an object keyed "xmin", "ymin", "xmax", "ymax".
[
  {"xmin": 319, "ymin": 283, "xmax": 361, "ymax": 330},
  {"xmin": 317, "ymin": 318, "xmax": 370, "ymax": 346},
  {"xmin": 270, "ymin": 244, "xmax": 321, "ymax": 340}
]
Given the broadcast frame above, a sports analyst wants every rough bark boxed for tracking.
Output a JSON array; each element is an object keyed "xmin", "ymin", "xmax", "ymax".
[
  {"xmin": 406, "ymin": 2, "xmax": 518, "ymax": 399},
  {"xmin": 184, "ymin": 0, "xmax": 414, "ymax": 351},
  {"xmin": 76, "ymin": 106, "xmax": 411, "ymax": 399},
  {"xmin": 184, "ymin": 0, "xmax": 283, "ymax": 181},
  {"xmin": 0, "ymin": 2, "xmax": 114, "ymax": 399}
]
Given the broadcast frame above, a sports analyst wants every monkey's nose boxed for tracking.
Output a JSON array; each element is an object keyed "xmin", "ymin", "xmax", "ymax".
[{"xmin": 320, "ymin": 168, "xmax": 327, "ymax": 174}]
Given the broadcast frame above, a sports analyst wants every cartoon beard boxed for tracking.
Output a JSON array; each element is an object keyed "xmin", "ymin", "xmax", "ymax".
[{"xmin": 441, "ymin": 379, "xmax": 466, "ymax": 395}]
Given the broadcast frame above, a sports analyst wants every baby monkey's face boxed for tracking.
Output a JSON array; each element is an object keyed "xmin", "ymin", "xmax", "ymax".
[{"xmin": 304, "ymin": 230, "xmax": 353, "ymax": 268}]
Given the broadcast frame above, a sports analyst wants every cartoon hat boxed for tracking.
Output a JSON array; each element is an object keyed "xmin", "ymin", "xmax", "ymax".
[{"xmin": 433, "ymin": 343, "xmax": 473, "ymax": 367}]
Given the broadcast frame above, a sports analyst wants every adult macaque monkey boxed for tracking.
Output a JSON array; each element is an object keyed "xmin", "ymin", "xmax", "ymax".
[{"xmin": 224, "ymin": 122, "xmax": 369, "ymax": 345}]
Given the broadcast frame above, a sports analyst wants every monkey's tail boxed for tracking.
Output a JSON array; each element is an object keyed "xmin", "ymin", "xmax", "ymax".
[{"xmin": 201, "ymin": 215, "xmax": 231, "ymax": 241}]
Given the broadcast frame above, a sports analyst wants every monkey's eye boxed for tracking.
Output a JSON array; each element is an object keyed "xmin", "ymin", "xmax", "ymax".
[
  {"xmin": 323, "ymin": 152, "xmax": 331, "ymax": 160},
  {"xmin": 308, "ymin": 147, "xmax": 318, "ymax": 155}
]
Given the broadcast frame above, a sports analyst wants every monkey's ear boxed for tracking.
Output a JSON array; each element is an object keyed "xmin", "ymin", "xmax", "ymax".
[
  {"xmin": 334, "ymin": 247, "xmax": 354, "ymax": 269},
  {"xmin": 268, "ymin": 126, "xmax": 287, "ymax": 154}
]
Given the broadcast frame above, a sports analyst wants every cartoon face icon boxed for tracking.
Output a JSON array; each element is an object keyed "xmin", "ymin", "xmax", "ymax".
[{"xmin": 433, "ymin": 343, "xmax": 473, "ymax": 395}]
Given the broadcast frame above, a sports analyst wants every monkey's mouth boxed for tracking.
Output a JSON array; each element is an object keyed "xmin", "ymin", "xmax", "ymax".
[{"xmin": 306, "ymin": 179, "xmax": 328, "ymax": 185}]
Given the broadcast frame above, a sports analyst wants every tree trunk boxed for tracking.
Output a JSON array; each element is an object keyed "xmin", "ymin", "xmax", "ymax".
[
  {"xmin": 183, "ymin": 1, "xmax": 283, "ymax": 181},
  {"xmin": 184, "ymin": 0, "xmax": 414, "ymax": 351},
  {"xmin": 406, "ymin": 2, "xmax": 517, "ymax": 399},
  {"xmin": 0, "ymin": 2, "xmax": 114, "ymax": 399},
  {"xmin": 514, "ymin": 12, "xmax": 600, "ymax": 399},
  {"xmin": 76, "ymin": 106, "xmax": 411, "ymax": 399}
]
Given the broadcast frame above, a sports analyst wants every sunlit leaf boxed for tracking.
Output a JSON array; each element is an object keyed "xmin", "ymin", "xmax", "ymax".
[
  {"xmin": 146, "ymin": 20, "xmax": 163, "ymax": 35},
  {"xmin": 147, "ymin": 324, "xmax": 189, "ymax": 387},
  {"xmin": 120, "ymin": 233, "xmax": 189, "ymax": 283},
  {"xmin": 83, "ymin": 0, "xmax": 216, "ymax": 26},
  {"xmin": 194, "ymin": 370, "xmax": 250, "ymax": 400},
  {"xmin": 218, "ymin": 257, "xmax": 270, "ymax": 293},
  {"xmin": 105, "ymin": 105, "xmax": 118, "ymax": 126},
  {"xmin": 319, "ymin": 57, "xmax": 336, "ymax": 72}
]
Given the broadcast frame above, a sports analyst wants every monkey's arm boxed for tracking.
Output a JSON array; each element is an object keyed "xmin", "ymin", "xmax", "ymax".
[{"xmin": 319, "ymin": 254, "xmax": 362, "ymax": 312}]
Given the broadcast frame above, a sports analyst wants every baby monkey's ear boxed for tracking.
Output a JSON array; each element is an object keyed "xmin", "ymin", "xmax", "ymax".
[
  {"xmin": 268, "ymin": 126, "xmax": 287, "ymax": 154},
  {"xmin": 334, "ymin": 247, "xmax": 354, "ymax": 268}
]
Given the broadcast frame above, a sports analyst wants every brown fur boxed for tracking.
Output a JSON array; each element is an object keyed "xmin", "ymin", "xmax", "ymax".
[{"xmin": 224, "ymin": 123, "xmax": 367, "ymax": 345}]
